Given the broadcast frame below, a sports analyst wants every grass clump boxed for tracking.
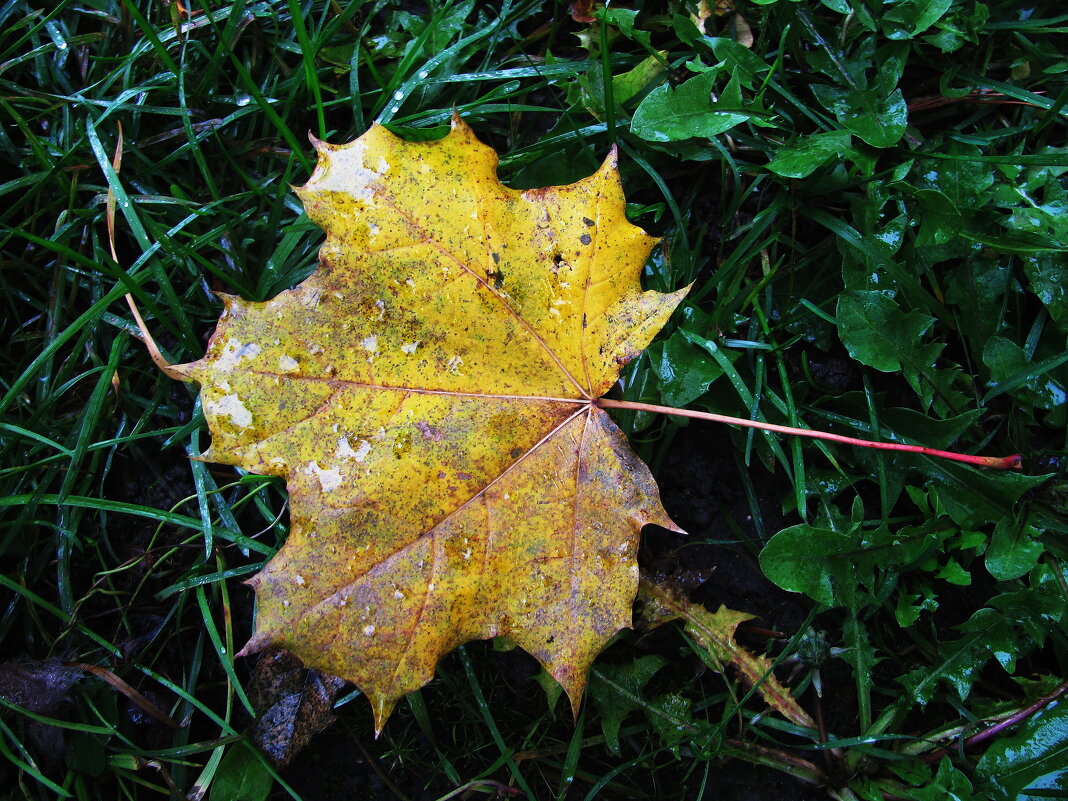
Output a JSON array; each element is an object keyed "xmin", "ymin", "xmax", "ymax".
[{"xmin": 1, "ymin": 1, "xmax": 1066, "ymax": 800}]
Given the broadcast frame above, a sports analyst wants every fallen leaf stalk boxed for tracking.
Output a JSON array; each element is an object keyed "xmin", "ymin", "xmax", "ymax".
[{"xmin": 595, "ymin": 398, "xmax": 1022, "ymax": 470}]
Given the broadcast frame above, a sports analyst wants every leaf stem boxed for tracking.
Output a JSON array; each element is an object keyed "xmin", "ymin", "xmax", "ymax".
[
  {"xmin": 126, "ymin": 294, "xmax": 186, "ymax": 381},
  {"xmin": 594, "ymin": 398, "xmax": 1022, "ymax": 470}
]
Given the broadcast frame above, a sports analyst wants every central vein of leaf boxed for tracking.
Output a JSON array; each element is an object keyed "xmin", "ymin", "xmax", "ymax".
[
  {"xmin": 246, "ymin": 372, "xmax": 591, "ymax": 403},
  {"xmin": 373, "ymin": 184, "xmax": 591, "ymax": 399}
]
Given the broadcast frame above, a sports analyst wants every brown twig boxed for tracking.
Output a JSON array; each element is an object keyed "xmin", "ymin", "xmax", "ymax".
[{"xmin": 71, "ymin": 662, "xmax": 181, "ymax": 729}]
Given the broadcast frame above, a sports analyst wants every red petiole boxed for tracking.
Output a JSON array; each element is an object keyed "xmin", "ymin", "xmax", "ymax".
[{"xmin": 595, "ymin": 398, "xmax": 1022, "ymax": 471}]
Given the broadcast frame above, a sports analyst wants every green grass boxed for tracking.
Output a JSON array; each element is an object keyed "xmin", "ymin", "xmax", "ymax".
[{"xmin": 2, "ymin": 1, "xmax": 1066, "ymax": 799}]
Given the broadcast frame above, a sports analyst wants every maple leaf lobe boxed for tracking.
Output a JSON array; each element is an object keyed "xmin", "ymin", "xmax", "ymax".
[{"xmin": 176, "ymin": 117, "xmax": 687, "ymax": 733}]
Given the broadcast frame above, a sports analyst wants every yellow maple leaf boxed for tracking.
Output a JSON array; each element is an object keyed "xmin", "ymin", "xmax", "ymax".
[{"xmin": 171, "ymin": 117, "xmax": 689, "ymax": 732}]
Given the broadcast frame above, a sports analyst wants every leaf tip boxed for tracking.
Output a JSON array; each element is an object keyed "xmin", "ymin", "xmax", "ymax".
[
  {"xmin": 236, "ymin": 631, "xmax": 273, "ymax": 660},
  {"xmin": 165, "ymin": 360, "xmax": 198, "ymax": 382},
  {"xmin": 663, "ymin": 517, "xmax": 687, "ymax": 537},
  {"xmin": 448, "ymin": 111, "xmax": 481, "ymax": 147},
  {"xmin": 214, "ymin": 291, "xmax": 241, "ymax": 310},
  {"xmin": 568, "ymin": 692, "xmax": 584, "ymax": 722},
  {"xmin": 600, "ymin": 144, "xmax": 620, "ymax": 174},
  {"xmin": 545, "ymin": 662, "xmax": 591, "ymax": 722},
  {"xmin": 371, "ymin": 695, "xmax": 397, "ymax": 737}
]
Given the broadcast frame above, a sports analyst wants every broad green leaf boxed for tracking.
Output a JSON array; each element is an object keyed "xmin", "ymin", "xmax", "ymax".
[
  {"xmin": 991, "ymin": 565, "xmax": 1067, "ymax": 644},
  {"xmin": 598, "ymin": 8, "xmax": 653, "ymax": 51},
  {"xmin": 944, "ymin": 259, "xmax": 1012, "ymax": 342},
  {"xmin": 759, "ymin": 524, "xmax": 860, "ymax": 606},
  {"xmin": 976, "ymin": 697, "xmax": 1068, "ymax": 801},
  {"xmin": 760, "ymin": 518, "xmax": 937, "ymax": 608},
  {"xmin": 174, "ymin": 118, "xmax": 687, "ymax": 732},
  {"xmin": 1022, "ymin": 256, "xmax": 1068, "ymax": 332},
  {"xmin": 895, "ymin": 584, "xmax": 939, "ymax": 627},
  {"xmin": 914, "ymin": 145, "xmax": 996, "ymax": 207},
  {"xmin": 956, "ymin": 607, "xmax": 1030, "ymax": 675},
  {"xmin": 908, "ymin": 188, "xmax": 963, "ymax": 246},
  {"xmin": 871, "ymin": 43, "xmax": 911, "ymax": 97},
  {"xmin": 533, "ymin": 666, "xmax": 566, "ymax": 713},
  {"xmin": 836, "ymin": 290, "xmax": 943, "ymax": 374},
  {"xmin": 646, "ymin": 692, "xmax": 700, "ymax": 755},
  {"xmin": 811, "ymin": 85, "xmax": 908, "ymax": 148},
  {"xmin": 703, "ymin": 37, "xmax": 771, "ymax": 89},
  {"xmin": 931, "ymin": 465, "xmax": 1050, "ymax": 530},
  {"xmin": 647, "ymin": 330, "xmax": 736, "ymax": 407},
  {"xmin": 888, "ymin": 757, "xmax": 978, "ymax": 801},
  {"xmin": 986, "ymin": 518, "xmax": 1045, "ymax": 580},
  {"xmin": 923, "ymin": 2, "xmax": 988, "ymax": 52},
  {"xmin": 613, "ymin": 53, "xmax": 669, "ymax": 106},
  {"xmin": 767, "ymin": 130, "xmax": 853, "ymax": 179},
  {"xmin": 210, "ymin": 745, "xmax": 273, "ymax": 801},
  {"xmin": 983, "ymin": 336, "xmax": 1068, "ymax": 412},
  {"xmin": 588, "ymin": 656, "xmax": 669, "ymax": 755},
  {"xmin": 632, "ymin": 71, "xmax": 754, "ymax": 142},
  {"xmin": 996, "ymin": 158, "xmax": 1068, "ymax": 248},
  {"xmin": 878, "ymin": 406, "xmax": 982, "ymax": 450},
  {"xmin": 935, "ymin": 557, "xmax": 971, "ymax": 586},
  {"xmin": 883, "ymin": 0, "xmax": 954, "ymax": 40}
]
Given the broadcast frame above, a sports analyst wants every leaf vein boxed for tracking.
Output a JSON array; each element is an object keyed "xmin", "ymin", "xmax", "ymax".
[{"xmin": 372, "ymin": 182, "xmax": 589, "ymax": 398}]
